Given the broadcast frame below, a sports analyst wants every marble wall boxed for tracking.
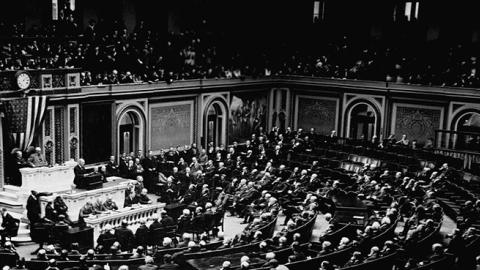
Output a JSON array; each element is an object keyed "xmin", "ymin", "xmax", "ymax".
[{"xmin": 149, "ymin": 101, "xmax": 193, "ymax": 152}]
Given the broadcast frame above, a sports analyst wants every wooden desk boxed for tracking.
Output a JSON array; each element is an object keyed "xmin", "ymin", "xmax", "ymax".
[
  {"xmin": 65, "ymin": 226, "xmax": 94, "ymax": 249},
  {"xmin": 40, "ymin": 177, "xmax": 130, "ymax": 222},
  {"xmin": 85, "ymin": 203, "xmax": 165, "ymax": 241},
  {"xmin": 187, "ymin": 252, "xmax": 265, "ymax": 270}
]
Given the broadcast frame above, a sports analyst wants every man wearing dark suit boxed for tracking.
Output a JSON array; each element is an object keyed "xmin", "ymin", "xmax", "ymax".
[
  {"xmin": 179, "ymin": 145, "xmax": 193, "ymax": 163},
  {"xmin": 158, "ymin": 254, "xmax": 180, "ymax": 270},
  {"xmin": 135, "ymin": 219, "xmax": 150, "ymax": 247},
  {"xmin": 1, "ymin": 208, "xmax": 18, "ymax": 245},
  {"xmin": 12, "ymin": 150, "xmax": 27, "ymax": 186},
  {"xmin": 148, "ymin": 215, "xmax": 163, "ymax": 245},
  {"xmin": 192, "ymin": 206, "xmax": 206, "ymax": 225},
  {"xmin": 160, "ymin": 211, "xmax": 175, "ymax": 227},
  {"xmin": 166, "ymin": 148, "xmax": 179, "ymax": 164},
  {"xmin": 105, "ymin": 156, "xmax": 119, "ymax": 177},
  {"xmin": 270, "ymin": 146, "xmax": 284, "ymax": 166},
  {"xmin": 97, "ymin": 224, "xmax": 117, "ymax": 248},
  {"xmin": 26, "ymin": 191, "xmax": 41, "ymax": 225},
  {"xmin": 73, "ymin": 159, "xmax": 89, "ymax": 187},
  {"xmin": 138, "ymin": 256, "xmax": 158, "ymax": 270},
  {"xmin": 125, "ymin": 192, "xmax": 139, "ymax": 207},
  {"xmin": 119, "ymin": 155, "xmax": 129, "ymax": 178},
  {"xmin": 181, "ymin": 184, "xmax": 197, "ymax": 205},
  {"xmin": 163, "ymin": 178, "xmax": 178, "ymax": 204},
  {"xmin": 142, "ymin": 151, "xmax": 158, "ymax": 191},
  {"xmin": 115, "ymin": 220, "xmax": 135, "ymax": 252}
]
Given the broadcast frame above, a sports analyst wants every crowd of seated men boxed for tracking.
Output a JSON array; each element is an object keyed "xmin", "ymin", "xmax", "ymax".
[
  {"xmin": 5, "ymin": 147, "xmax": 49, "ymax": 186},
  {"xmin": 460, "ymin": 199, "xmax": 480, "ymax": 226},
  {"xmin": 84, "ymin": 128, "xmax": 480, "ymax": 270},
  {"xmin": 5, "ymin": 14, "xmax": 480, "ymax": 89},
  {"xmin": 2, "ymin": 126, "xmax": 480, "ymax": 270},
  {"xmin": 199, "ymin": 128, "xmax": 475, "ymax": 269}
]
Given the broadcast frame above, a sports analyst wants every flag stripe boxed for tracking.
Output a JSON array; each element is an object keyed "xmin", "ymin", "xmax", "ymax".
[
  {"xmin": 3, "ymin": 96, "xmax": 47, "ymax": 150},
  {"xmin": 24, "ymin": 97, "xmax": 33, "ymax": 150}
]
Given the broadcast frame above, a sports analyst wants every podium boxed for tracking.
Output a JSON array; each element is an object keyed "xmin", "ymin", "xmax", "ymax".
[{"xmin": 75, "ymin": 173, "xmax": 103, "ymax": 190}]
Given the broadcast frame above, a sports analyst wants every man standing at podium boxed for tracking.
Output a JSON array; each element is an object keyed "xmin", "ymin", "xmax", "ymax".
[{"xmin": 73, "ymin": 159, "xmax": 88, "ymax": 187}]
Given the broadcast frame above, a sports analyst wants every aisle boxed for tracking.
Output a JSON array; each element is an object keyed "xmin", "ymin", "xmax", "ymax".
[{"xmin": 274, "ymin": 213, "xmax": 328, "ymax": 242}]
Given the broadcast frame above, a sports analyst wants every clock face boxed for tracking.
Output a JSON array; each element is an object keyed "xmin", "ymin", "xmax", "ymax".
[{"xmin": 17, "ymin": 73, "xmax": 31, "ymax": 90}]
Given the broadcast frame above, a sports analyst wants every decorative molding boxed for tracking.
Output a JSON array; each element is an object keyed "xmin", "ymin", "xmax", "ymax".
[
  {"xmin": 342, "ymin": 94, "xmax": 385, "ymax": 138},
  {"xmin": 42, "ymin": 107, "xmax": 55, "ymax": 165},
  {"xmin": 199, "ymin": 92, "xmax": 229, "ymax": 146},
  {"xmin": 449, "ymin": 102, "xmax": 480, "ymax": 130},
  {"xmin": 116, "ymin": 101, "xmax": 147, "ymax": 157},
  {"xmin": 66, "ymin": 73, "xmax": 81, "ymax": 89},
  {"xmin": 115, "ymin": 99, "xmax": 148, "ymax": 117},
  {"xmin": 67, "ymin": 104, "xmax": 80, "ymax": 161},
  {"xmin": 269, "ymin": 88, "xmax": 291, "ymax": 130},
  {"xmin": 41, "ymin": 74, "xmax": 53, "ymax": 90}
]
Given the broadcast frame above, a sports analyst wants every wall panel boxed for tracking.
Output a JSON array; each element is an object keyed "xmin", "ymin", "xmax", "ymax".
[
  {"xmin": 149, "ymin": 101, "xmax": 194, "ymax": 153},
  {"xmin": 391, "ymin": 103, "xmax": 444, "ymax": 144},
  {"xmin": 295, "ymin": 95, "xmax": 339, "ymax": 135}
]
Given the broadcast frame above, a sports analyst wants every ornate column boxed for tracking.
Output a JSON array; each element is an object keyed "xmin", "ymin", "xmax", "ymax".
[{"xmin": 0, "ymin": 112, "xmax": 4, "ymax": 189}]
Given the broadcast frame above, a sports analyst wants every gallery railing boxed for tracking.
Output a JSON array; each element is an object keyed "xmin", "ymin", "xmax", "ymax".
[{"xmin": 435, "ymin": 129, "xmax": 480, "ymax": 169}]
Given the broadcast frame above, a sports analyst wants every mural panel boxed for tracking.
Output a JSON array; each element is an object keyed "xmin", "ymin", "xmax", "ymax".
[
  {"xmin": 393, "ymin": 105, "xmax": 442, "ymax": 144},
  {"xmin": 297, "ymin": 96, "xmax": 337, "ymax": 134},
  {"xmin": 150, "ymin": 101, "xmax": 193, "ymax": 152},
  {"xmin": 229, "ymin": 91, "xmax": 268, "ymax": 143}
]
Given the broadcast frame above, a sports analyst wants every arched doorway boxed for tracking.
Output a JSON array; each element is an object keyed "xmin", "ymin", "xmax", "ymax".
[
  {"xmin": 118, "ymin": 110, "xmax": 144, "ymax": 156},
  {"xmin": 347, "ymin": 103, "xmax": 378, "ymax": 140},
  {"xmin": 204, "ymin": 100, "xmax": 227, "ymax": 148},
  {"xmin": 454, "ymin": 112, "xmax": 480, "ymax": 150}
]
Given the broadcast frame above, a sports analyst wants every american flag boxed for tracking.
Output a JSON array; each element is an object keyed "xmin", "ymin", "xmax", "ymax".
[{"xmin": 3, "ymin": 96, "xmax": 47, "ymax": 150}]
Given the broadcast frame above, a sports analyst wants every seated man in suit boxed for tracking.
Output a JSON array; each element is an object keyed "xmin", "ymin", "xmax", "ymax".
[
  {"xmin": 97, "ymin": 224, "xmax": 117, "ymax": 249},
  {"xmin": 139, "ymin": 256, "xmax": 158, "ymax": 270},
  {"xmin": 125, "ymin": 191, "xmax": 140, "ymax": 207},
  {"xmin": 158, "ymin": 254, "xmax": 180, "ymax": 270},
  {"xmin": 27, "ymin": 147, "xmax": 48, "ymax": 167},
  {"xmin": 0, "ymin": 208, "xmax": 19, "ymax": 245},
  {"xmin": 78, "ymin": 201, "xmax": 98, "ymax": 224},
  {"xmin": 105, "ymin": 155, "xmax": 119, "ymax": 177},
  {"xmin": 115, "ymin": 220, "xmax": 135, "ymax": 252},
  {"xmin": 103, "ymin": 196, "xmax": 119, "ymax": 211},
  {"xmin": 160, "ymin": 210, "xmax": 176, "ymax": 227},
  {"xmin": 137, "ymin": 188, "xmax": 153, "ymax": 204}
]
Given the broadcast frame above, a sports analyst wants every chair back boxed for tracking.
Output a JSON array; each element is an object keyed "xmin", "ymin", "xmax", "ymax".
[{"xmin": 0, "ymin": 253, "xmax": 17, "ymax": 267}]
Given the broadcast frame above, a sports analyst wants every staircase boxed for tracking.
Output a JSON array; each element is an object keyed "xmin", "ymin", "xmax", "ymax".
[
  {"xmin": 0, "ymin": 185, "xmax": 33, "ymax": 244},
  {"xmin": 0, "ymin": 185, "xmax": 24, "ymax": 213}
]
